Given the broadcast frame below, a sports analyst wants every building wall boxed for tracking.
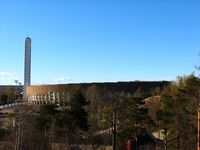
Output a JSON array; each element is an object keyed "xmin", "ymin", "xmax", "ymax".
[
  {"xmin": 26, "ymin": 81, "xmax": 170, "ymax": 104},
  {"xmin": 26, "ymin": 84, "xmax": 81, "ymax": 104}
]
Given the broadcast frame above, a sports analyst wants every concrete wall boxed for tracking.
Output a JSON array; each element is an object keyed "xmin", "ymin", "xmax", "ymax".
[{"xmin": 26, "ymin": 81, "xmax": 170, "ymax": 104}]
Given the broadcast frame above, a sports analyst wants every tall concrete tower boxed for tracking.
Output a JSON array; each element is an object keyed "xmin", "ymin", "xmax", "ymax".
[{"xmin": 24, "ymin": 37, "xmax": 31, "ymax": 87}]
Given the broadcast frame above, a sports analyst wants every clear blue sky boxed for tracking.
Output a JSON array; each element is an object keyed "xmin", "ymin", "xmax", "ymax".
[{"xmin": 0, "ymin": 0, "xmax": 200, "ymax": 85}]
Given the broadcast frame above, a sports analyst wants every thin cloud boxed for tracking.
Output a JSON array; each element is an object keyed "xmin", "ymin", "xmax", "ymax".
[
  {"xmin": 54, "ymin": 77, "xmax": 72, "ymax": 84},
  {"xmin": 162, "ymin": 74, "xmax": 174, "ymax": 81},
  {"xmin": 34, "ymin": 80, "xmax": 43, "ymax": 85},
  {"xmin": 0, "ymin": 72, "xmax": 14, "ymax": 76},
  {"xmin": 0, "ymin": 71, "xmax": 20, "ymax": 82}
]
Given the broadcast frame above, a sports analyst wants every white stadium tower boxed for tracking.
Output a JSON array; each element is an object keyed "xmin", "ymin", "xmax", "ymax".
[
  {"xmin": 23, "ymin": 37, "xmax": 31, "ymax": 100},
  {"xmin": 24, "ymin": 37, "xmax": 31, "ymax": 87}
]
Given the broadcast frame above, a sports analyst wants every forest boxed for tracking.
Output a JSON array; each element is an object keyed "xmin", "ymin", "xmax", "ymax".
[{"xmin": 0, "ymin": 75, "xmax": 199, "ymax": 150}]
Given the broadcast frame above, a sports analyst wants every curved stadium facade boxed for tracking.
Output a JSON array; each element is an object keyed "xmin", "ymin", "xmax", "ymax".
[{"xmin": 26, "ymin": 81, "xmax": 170, "ymax": 104}]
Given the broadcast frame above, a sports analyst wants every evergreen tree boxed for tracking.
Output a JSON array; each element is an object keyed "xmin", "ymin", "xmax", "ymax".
[
  {"xmin": 69, "ymin": 90, "xmax": 89, "ymax": 133},
  {"xmin": 156, "ymin": 74, "xmax": 199, "ymax": 150},
  {"xmin": 6, "ymin": 86, "xmax": 15, "ymax": 103},
  {"xmin": 34, "ymin": 104, "xmax": 59, "ymax": 149},
  {"xmin": 117, "ymin": 97, "xmax": 152, "ymax": 138}
]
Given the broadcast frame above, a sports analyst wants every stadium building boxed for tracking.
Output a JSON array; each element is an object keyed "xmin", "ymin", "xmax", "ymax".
[{"xmin": 26, "ymin": 81, "xmax": 170, "ymax": 104}]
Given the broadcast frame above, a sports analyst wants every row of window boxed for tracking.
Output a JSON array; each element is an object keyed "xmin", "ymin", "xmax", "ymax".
[{"xmin": 28, "ymin": 92, "xmax": 71, "ymax": 104}]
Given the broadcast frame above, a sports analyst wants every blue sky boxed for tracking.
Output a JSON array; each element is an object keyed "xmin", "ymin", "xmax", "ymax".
[{"xmin": 0, "ymin": 0, "xmax": 200, "ymax": 85}]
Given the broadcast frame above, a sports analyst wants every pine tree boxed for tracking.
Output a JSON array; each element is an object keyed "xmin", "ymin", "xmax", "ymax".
[
  {"xmin": 69, "ymin": 90, "xmax": 89, "ymax": 133},
  {"xmin": 156, "ymin": 74, "xmax": 200, "ymax": 150}
]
